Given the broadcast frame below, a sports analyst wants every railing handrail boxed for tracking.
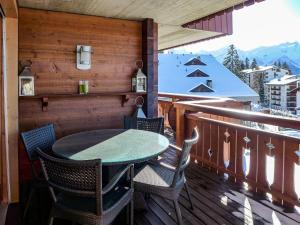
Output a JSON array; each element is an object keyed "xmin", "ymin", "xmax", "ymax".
[
  {"xmin": 158, "ymin": 92, "xmax": 234, "ymax": 101},
  {"xmin": 174, "ymin": 101, "xmax": 300, "ymax": 130},
  {"xmin": 187, "ymin": 113, "xmax": 300, "ymax": 141}
]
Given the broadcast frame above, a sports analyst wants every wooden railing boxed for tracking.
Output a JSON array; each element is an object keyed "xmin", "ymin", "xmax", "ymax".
[{"xmin": 158, "ymin": 93, "xmax": 300, "ymax": 208}]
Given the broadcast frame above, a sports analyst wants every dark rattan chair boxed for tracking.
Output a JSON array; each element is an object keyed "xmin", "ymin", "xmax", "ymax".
[
  {"xmin": 37, "ymin": 148, "xmax": 134, "ymax": 225},
  {"xmin": 20, "ymin": 123, "xmax": 56, "ymax": 218},
  {"xmin": 134, "ymin": 127, "xmax": 199, "ymax": 225},
  {"xmin": 136, "ymin": 117, "xmax": 164, "ymax": 135},
  {"xmin": 123, "ymin": 116, "xmax": 137, "ymax": 129}
]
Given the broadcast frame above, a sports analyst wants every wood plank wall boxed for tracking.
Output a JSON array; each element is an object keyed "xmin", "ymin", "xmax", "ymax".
[{"xmin": 18, "ymin": 8, "xmax": 145, "ymax": 180}]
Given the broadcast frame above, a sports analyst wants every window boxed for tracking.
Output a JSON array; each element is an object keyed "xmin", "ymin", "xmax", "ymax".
[
  {"xmin": 184, "ymin": 57, "xmax": 206, "ymax": 66},
  {"xmin": 186, "ymin": 69, "xmax": 209, "ymax": 77},
  {"xmin": 190, "ymin": 84, "xmax": 214, "ymax": 93}
]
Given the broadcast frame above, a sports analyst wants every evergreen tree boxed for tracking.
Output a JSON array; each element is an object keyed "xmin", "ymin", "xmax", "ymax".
[
  {"xmin": 278, "ymin": 61, "xmax": 282, "ymax": 68},
  {"xmin": 282, "ymin": 61, "xmax": 291, "ymax": 74},
  {"xmin": 274, "ymin": 61, "xmax": 277, "ymax": 67},
  {"xmin": 251, "ymin": 58, "xmax": 258, "ymax": 70},
  {"xmin": 240, "ymin": 60, "xmax": 245, "ymax": 70},
  {"xmin": 282, "ymin": 61, "xmax": 289, "ymax": 70},
  {"xmin": 245, "ymin": 57, "xmax": 250, "ymax": 69},
  {"xmin": 223, "ymin": 44, "xmax": 245, "ymax": 81}
]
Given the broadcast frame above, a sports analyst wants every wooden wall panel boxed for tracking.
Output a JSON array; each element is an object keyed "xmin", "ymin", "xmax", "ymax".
[{"xmin": 18, "ymin": 8, "xmax": 144, "ymax": 180}]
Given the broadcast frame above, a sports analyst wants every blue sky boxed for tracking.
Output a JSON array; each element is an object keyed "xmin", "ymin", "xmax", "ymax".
[{"xmin": 176, "ymin": 0, "xmax": 300, "ymax": 52}]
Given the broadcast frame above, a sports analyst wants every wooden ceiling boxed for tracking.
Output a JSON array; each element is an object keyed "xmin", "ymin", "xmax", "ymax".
[{"xmin": 18, "ymin": 0, "xmax": 245, "ymax": 50}]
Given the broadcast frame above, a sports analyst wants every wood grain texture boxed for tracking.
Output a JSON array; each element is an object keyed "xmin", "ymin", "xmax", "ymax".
[
  {"xmin": 17, "ymin": 0, "xmax": 251, "ymax": 50},
  {"xmin": 5, "ymin": 17, "xmax": 19, "ymax": 203},
  {"xmin": 18, "ymin": 8, "xmax": 145, "ymax": 180},
  {"xmin": 0, "ymin": 13, "xmax": 4, "ymax": 203},
  {"xmin": 0, "ymin": 0, "xmax": 18, "ymax": 18}
]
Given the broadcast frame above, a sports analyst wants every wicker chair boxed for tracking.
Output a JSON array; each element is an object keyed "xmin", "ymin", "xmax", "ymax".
[
  {"xmin": 20, "ymin": 123, "xmax": 56, "ymax": 218},
  {"xmin": 123, "ymin": 116, "xmax": 137, "ymax": 129},
  {"xmin": 37, "ymin": 148, "xmax": 134, "ymax": 225},
  {"xmin": 134, "ymin": 127, "xmax": 199, "ymax": 225},
  {"xmin": 136, "ymin": 117, "xmax": 164, "ymax": 134}
]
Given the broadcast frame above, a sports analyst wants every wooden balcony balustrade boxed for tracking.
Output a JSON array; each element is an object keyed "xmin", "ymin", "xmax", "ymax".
[{"xmin": 158, "ymin": 93, "xmax": 300, "ymax": 208}]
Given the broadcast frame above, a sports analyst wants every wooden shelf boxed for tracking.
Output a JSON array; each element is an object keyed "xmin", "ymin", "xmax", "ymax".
[{"xmin": 19, "ymin": 92, "xmax": 147, "ymax": 111}]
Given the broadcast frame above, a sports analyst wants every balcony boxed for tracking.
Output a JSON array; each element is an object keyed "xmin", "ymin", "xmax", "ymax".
[
  {"xmin": 2, "ymin": 1, "xmax": 300, "ymax": 225},
  {"xmin": 158, "ymin": 93, "xmax": 300, "ymax": 215}
]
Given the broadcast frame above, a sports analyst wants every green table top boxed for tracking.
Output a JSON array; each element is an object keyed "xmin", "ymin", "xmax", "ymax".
[{"xmin": 52, "ymin": 129, "xmax": 170, "ymax": 165}]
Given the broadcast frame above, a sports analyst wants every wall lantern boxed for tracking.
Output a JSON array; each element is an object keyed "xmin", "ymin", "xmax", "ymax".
[
  {"xmin": 132, "ymin": 60, "xmax": 147, "ymax": 92},
  {"xmin": 76, "ymin": 45, "xmax": 92, "ymax": 70},
  {"xmin": 19, "ymin": 66, "xmax": 35, "ymax": 96}
]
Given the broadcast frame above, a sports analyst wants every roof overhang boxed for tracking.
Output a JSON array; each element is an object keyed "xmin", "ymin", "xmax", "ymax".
[{"xmin": 18, "ymin": 0, "xmax": 264, "ymax": 50}]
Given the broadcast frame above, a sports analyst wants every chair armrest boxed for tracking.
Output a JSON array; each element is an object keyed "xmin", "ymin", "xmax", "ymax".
[
  {"xmin": 169, "ymin": 144, "xmax": 182, "ymax": 152},
  {"xmin": 102, "ymin": 164, "xmax": 134, "ymax": 195},
  {"xmin": 149, "ymin": 160, "xmax": 177, "ymax": 172},
  {"xmin": 159, "ymin": 161, "xmax": 177, "ymax": 171}
]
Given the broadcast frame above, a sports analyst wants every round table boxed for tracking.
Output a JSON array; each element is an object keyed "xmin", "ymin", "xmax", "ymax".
[{"xmin": 52, "ymin": 129, "xmax": 170, "ymax": 165}]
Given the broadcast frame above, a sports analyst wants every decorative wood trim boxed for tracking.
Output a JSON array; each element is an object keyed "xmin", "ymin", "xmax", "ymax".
[{"xmin": 157, "ymin": 0, "xmax": 265, "ymax": 51}]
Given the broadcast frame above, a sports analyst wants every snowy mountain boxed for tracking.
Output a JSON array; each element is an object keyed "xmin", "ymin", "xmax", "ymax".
[{"xmin": 201, "ymin": 42, "xmax": 300, "ymax": 74}]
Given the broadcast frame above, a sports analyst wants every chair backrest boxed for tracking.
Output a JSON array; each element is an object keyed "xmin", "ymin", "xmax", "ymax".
[
  {"xmin": 171, "ymin": 127, "xmax": 199, "ymax": 187},
  {"xmin": 20, "ymin": 124, "xmax": 56, "ymax": 161},
  {"xmin": 123, "ymin": 116, "xmax": 137, "ymax": 129},
  {"xmin": 37, "ymin": 148, "xmax": 103, "ymax": 215},
  {"xmin": 136, "ymin": 117, "xmax": 164, "ymax": 134}
]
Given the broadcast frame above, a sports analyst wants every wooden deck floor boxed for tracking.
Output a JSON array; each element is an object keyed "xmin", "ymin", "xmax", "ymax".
[
  {"xmin": 9, "ymin": 147, "xmax": 300, "ymax": 225},
  {"xmin": 134, "ymin": 148, "xmax": 300, "ymax": 225}
]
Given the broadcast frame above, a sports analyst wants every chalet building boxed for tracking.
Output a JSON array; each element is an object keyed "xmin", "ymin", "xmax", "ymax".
[
  {"xmin": 266, "ymin": 75, "xmax": 300, "ymax": 114},
  {"xmin": 159, "ymin": 54, "xmax": 259, "ymax": 102}
]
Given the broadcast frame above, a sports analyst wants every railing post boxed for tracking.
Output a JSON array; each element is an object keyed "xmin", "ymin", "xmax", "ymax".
[{"xmin": 176, "ymin": 106, "xmax": 185, "ymax": 147}]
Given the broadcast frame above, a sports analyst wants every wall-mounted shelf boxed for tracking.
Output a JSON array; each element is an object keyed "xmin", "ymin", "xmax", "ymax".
[{"xmin": 19, "ymin": 92, "xmax": 147, "ymax": 111}]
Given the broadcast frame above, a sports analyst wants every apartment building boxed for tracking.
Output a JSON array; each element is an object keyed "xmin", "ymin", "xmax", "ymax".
[{"xmin": 266, "ymin": 75, "xmax": 300, "ymax": 114}]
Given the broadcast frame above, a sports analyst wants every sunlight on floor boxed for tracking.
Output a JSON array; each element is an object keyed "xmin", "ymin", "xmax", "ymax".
[
  {"xmin": 266, "ymin": 155, "xmax": 275, "ymax": 186},
  {"xmin": 266, "ymin": 192, "xmax": 273, "ymax": 202},
  {"xmin": 272, "ymin": 211, "xmax": 282, "ymax": 225},
  {"xmin": 294, "ymin": 163, "xmax": 300, "ymax": 198},
  {"xmin": 220, "ymin": 195, "xmax": 228, "ymax": 206},
  {"xmin": 243, "ymin": 148, "xmax": 251, "ymax": 177},
  {"xmin": 244, "ymin": 197, "xmax": 254, "ymax": 225},
  {"xmin": 243, "ymin": 182, "xmax": 249, "ymax": 191},
  {"xmin": 295, "ymin": 206, "xmax": 300, "ymax": 214}
]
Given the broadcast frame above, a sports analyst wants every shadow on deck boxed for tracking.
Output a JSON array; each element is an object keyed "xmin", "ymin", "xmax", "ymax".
[{"xmin": 135, "ymin": 148, "xmax": 300, "ymax": 225}]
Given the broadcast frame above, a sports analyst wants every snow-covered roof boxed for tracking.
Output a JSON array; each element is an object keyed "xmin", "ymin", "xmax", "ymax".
[
  {"xmin": 266, "ymin": 75, "xmax": 300, "ymax": 85},
  {"xmin": 158, "ymin": 53, "xmax": 259, "ymax": 98},
  {"xmin": 241, "ymin": 66, "xmax": 276, "ymax": 74}
]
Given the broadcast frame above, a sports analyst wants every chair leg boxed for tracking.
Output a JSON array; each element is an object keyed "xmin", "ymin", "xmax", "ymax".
[
  {"xmin": 23, "ymin": 187, "xmax": 35, "ymax": 218},
  {"xmin": 47, "ymin": 215, "xmax": 54, "ymax": 225},
  {"xmin": 144, "ymin": 193, "xmax": 150, "ymax": 200},
  {"xmin": 184, "ymin": 183, "xmax": 194, "ymax": 210},
  {"xmin": 130, "ymin": 198, "xmax": 134, "ymax": 225},
  {"xmin": 173, "ymin": 200, "xmax": 183, "ymax": 225},
  {"xmin": 47, "ymin": 208, "xmax": 55, "ymax": 225}
]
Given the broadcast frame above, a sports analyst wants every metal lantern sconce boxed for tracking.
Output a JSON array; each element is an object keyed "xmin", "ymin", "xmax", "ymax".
[
  {"xmin": 76, "ymin": 45, "xmax": 92, "ymax": 70},
  {"xmin": 132, "ymin": 60, "xmax": 147, "ymax": 92},
  {"xmin": 19, "ymin": 66, "xmax": 35, "ymax": 96}
]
